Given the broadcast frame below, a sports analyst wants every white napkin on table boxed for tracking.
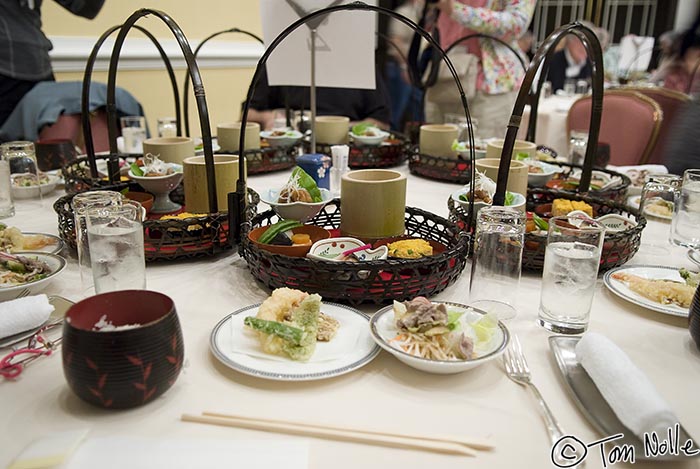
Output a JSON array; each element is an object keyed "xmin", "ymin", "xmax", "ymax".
[
  {"xmin": 575, "ymin": 333, "xmax": 679, "ymax": 440},
  {"xmin": 0, "ymin": 294, "xmax": 54, "ymax": 340}
]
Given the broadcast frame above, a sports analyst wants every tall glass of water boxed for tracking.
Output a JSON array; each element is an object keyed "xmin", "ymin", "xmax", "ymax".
[
  {"xmin": 72, "ymin": 191, "xmax": 123, "ymax": 292},
  {"xmin": 120, "ymin": 116, "xmax": 147, "ymax": 153},
  {"xmin": 0, "ymin": 150, "xmax": 14, "ymax": 218},
  {"xmin": 568, "ymin": 131, "xmax": 588, "ymax": 166},
  {"xmin": 671, "ymin": 169, "xmax": 700, "ymax": 249},
  {"xmin": 86, "ymin": 203, "xmax": 145, "ymax": 294},
  {"xmin": 538, "ymin": 215, "xmax": 605, "ymax": 334},
  {"xmin": 469, "ymin": 206, "xmax": 526, "ymax": 320}
]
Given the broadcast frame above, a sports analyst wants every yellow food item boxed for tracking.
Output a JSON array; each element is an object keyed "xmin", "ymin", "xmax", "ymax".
[
  {"xmin": 387, "ymin": 239, "xmax": 433, "ymax": 259},
  {"xmin": 611, "ymin": 272, "xmax": 694, "ymax": 308},
  {"xmin": 552, "ymin": 199, "xmax": 593, "ymax": 217},
  {"xmin": 291, "ymin": 233, "xmax": 311, "ymax": 245},
  {"xmin": 160, "ymin": 212, "xmax": 208, "ymax": 232}
]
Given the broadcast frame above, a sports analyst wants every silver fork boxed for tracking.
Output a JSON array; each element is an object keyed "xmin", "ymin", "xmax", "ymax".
[
  {"xmin": 504, "ymin": 335, "xmax": 578, "ymax": 465},
  {"xmin": 14, "ymin": 288, "xmax": 31, "ymax": 299}
]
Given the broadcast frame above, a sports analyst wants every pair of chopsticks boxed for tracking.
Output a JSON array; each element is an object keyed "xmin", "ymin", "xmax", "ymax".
[{"xmin": 181, "ymin": 412, "xmax": 493, "ymax": 457}]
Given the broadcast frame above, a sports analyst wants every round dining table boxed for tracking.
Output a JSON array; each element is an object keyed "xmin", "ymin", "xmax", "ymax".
[{"xmin": 2, "ymin": 164, "xmax": 699, "ymax": 469}]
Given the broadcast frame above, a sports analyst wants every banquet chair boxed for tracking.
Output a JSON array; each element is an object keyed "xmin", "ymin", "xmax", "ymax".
[
  {"xmin": 622, "ymin": 87, "xmax": 690, "ymax": 164},
  {"xmin": 38, "ymin": 109, "xmax": 111, "ymax": 153},
  {"xmin": 567, "ymin": 90, "xmax": 663, "ymax": 166}
]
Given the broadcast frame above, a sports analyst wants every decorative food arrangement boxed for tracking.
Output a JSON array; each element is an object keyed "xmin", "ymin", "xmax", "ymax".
[
  {"xmin": 386, "ymin": 239, "xmax": 433, "ymax": 259},
  {"xmin": 11, "ymin": 173, "xmax": 50, "ymax": 187},
  {"xmin": 349, "ymin": 122, "xmax": 389, "ymax": 146},
  {"xmin": 260, "ymin": 129, "xmax": 304, "ymax": 148},
  {"xmin": 451, "ymin": 172, "xmax": 525, "ymax": 212},
  {"xmin": 243, "ymin": 288, "xmax": 338, "ymax": 362},
  {"xmin": 129, "ymin": 153, "xmax": 181, "ymax": 177},
  {"xmin": 545, "ymin": 169, "xmax": 622, "ymax": 193},
  {"xmin": 451, "ymin": 139, "xmax": 487, "ymax": 159},
  {"xmin": 0, "ymin": 224, "xmax": 59, "ymax": 253},
  {"xmin": 261, "ymin": 167, "xmax": 332, "ymax": 222},
  {"xmin": 10, "ymin": 172, "xmax": 60, "ymax": 198},
  {"xmin": 610, "ymin": 268, "xmax": 698, "ymax": 309}
]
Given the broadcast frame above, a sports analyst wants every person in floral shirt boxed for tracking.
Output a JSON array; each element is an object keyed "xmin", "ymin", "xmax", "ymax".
[{"xmin": 427, "ymin": 0, "xmax": 535, "ymax": 139}]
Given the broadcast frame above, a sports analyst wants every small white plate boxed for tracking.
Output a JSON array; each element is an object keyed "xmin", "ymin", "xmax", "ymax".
[
  {"xmin": 210, "ymin": 301, "xmax": 379, "ymax": 381},
  {"xmin": 369, "ymin": 301, "xmax": 509, "ymax": 374},
  {"xmin": 194, "ymin": 137, "xmax": 221, "ymax": 155},
  {"xmin": 261, "ymin": 130, "xmax": 303, "ymax": 148},
  {"xmin": 9, "ymin": 232, "xmax": 64, "ymax": 255},
  {"xmin": 603, "ymin": 265, "xmax": 693, "ymax": 317},
  {"xmin": 349, "ymin": 130, "xmax": 389, "ymax": 146}
]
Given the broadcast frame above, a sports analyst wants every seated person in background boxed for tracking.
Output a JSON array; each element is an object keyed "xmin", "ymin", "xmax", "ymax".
[
  {"xmin": 0, "ymin": 0, "xmax": 106, "ymax": 129},
  {"xmin": 247, "ymin": 67, "xmax": 391, "ymax": 130},
  {"xmin": 546, "ymin": 21, "xmax": 608, "ymax": 92},
  {"xmin": 660, "ymin": 17, "xmax": 700, "ymax": 96}
]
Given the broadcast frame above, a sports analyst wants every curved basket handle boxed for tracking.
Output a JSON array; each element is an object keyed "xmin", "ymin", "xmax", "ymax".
[
  {"xmin": 183, "ymin": 28, "xmax": 264, "ymax": 137},
  {"xmin": 81, "ymin": 24, "xmax": 181, "ymax": 179},
  {"xmin": 233, "ymin": 1, "xmax": 478, "ymax": 242},
  {"xmin": 103, "ymin": 9, "xmax": 218, "ymax": 213},
  {"xmin": 493, "ymin": 22, "xmax": 604, "ymax": 206}
]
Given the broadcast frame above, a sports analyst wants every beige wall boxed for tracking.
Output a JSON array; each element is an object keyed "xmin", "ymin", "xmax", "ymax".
[{"xmin": 41, "ymin": 0, "xmax": 263, "ymax": 137}]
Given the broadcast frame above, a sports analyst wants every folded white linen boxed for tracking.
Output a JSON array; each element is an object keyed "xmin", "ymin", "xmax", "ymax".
[
  {"xmin": 0, "ymin": 294, "xmax": 54, "ymax": 340},
  {"xmin": 607, "ymin": 164, "xmax": 668, "ymax": 174},
  {"xmin": 575, "ymin": 332, "xmax": 679, "ymax": 440}
]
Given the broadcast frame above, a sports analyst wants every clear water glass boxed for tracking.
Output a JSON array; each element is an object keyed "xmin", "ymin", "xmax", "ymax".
[
  {"xmin": 444, "ymin": 113, "xmax": 478, "ymax": 141},
  {"xmin": 563, "ymin": 79, "xmax": 576, "ymax": 96},
  {"xmin": 0, "ymin": 152, "xmax": 14, "ymax": 218},
  {"xmin": 72, "ymin": 191, "xmax": 123, "ymax": 292},
  {"xmin": 568, "ymin": 131, "xmax": 588, "ymax": 166},
  {"xmin": 637, "ymin": 174, "xmax": 681, "ymax": 256},
  {"xmin": 575, "ymin": 79, "xmax": 590, "ymax": 94},
  {"xmin": 86, "ymin": 203, "xmax": 145, "ymax": 294},
  {"xmin": 120, "ymin": 116, "xmax": 147, "ymax": 153},
  {"xmin": 1, "ymin": 141, "xmax": 41, "ymax": 203},
  {"xmin": 157, "ymin": 117, "xmax": 177, "ymax": 137},
  {"xmin": 538, "ymin": 216, "xmax": 605, "ymax": 334},
  {"xmin": 468, "ymin": 206, "xmax": 526, "ymax": 320},
  {"xmin": 671, "ymin": 169, "xmax": 700, "ymax": 249}
]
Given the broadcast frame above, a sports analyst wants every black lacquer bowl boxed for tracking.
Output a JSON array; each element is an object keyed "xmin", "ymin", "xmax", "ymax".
[{"xmin": 62, "ymin": 290, "xmax": 184, "ymax": 409}]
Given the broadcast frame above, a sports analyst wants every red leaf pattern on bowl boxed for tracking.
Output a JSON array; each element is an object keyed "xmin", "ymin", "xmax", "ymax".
[
  {"xmin": 126, "ymin": 355, "xmax": 143, "ymax": 366},
  {"xmin": 85, "ymin": 357, "xmax": 98, "ymax": 371}
]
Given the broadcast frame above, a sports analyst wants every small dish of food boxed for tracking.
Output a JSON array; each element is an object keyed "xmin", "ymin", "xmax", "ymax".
[
  {"xmin": 627, "ymin": 196, "xmax": 673, "ymax": 220},
  {"xmin": 524, "ymin": 160, "xmax": 559, "ymax": 187},
  {"xmin": 307, "ymin": 237, "xmax": 388, "ymax": 262},
  {"xmin": 210, "ymin": 288, "xmax": 380, "ymax": 381},
  {"xmin": 451, "ymin": 139, "xmax": 487, "ymax": 159},
  {"xmin": 0, "ymin": 224, "xmax": 63, "ymax": 254},
  {"xmin": 194, "ymin": 137, "xmax": 221, "ymax": 154},
  {"xmin": 451, "ymin": 171, "xmax": 526, "ymax": 215},
  {"xmin": 349, "ymin": 122, "xmax": 389, "ymax": 146},
  {"xmin": 596, "ymin": 213, "xmax": 637, "ymax": 232},
  {"xmin": 369, "ymin": 297, "xmax": 509, "ymax": 374},
  {"xmin": 11, "ymin": 173, "xmax": 60, "ymax": 199},
  {"xmin": 0, "ymin": 251, "xmax": 67, "ymax": 301},
  {"xmin": 248, "ymin": 220, "xmax": 331, "ymax": 257},
  {"xmin": 261, "ymin": 167, "xmax": 333, "ymax": 222},
  {"xmin": 260, "ymin": 129, "xmax": 304, "ymax": 148},
  {"xmin": 128, "ymin": 154, "xmax": 183, "ymax": 214},
  {"xmin": 376, "ymin": 237, "xmax": 441, "ymax": 259},
  {"xmin": 604, "ymin": 265, "xmax": 698, "ymax": 317}
]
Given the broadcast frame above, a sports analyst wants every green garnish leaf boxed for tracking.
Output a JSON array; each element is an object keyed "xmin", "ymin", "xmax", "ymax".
[
  {"xmin": 504, "ymin": 191, "xmax": 515, "ymax": 206},
  {"xmin": 130, "ymin": 162, "xmax": 144, "ymax": 177},
  {"xmin": 447, "ymin": 310, "xmax": 463, "ymax": 331},
  {"xmin": 451, "ymin": 139, "xmax": 461, "ymax": 151},
  {"xmin": 532, "ymin": 213, "xmax": 549, "ymax": 231},
  {"xmin": 459, "ymin": 194, "xmax": 468, "ymax": 202},
  {"xmin": 291, "ymin": 167, "xmax": 322, "ymax": 203},
  {"xmin": 351, "ymin": 122, "xmax": 371, "ymax": 135},
  {"xmin": 515, "ymin": 152, "xmax": 530, "ymax": 161}
]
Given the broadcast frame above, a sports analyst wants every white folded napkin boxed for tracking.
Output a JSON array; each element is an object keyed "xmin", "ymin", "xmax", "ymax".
[
  {"xmin": 0, "ymin": 294, "xmax": 54, "ymax": 340},
  {"xmin": 575, "ymin": 333, "xmax": 679, "ymax": 440}
]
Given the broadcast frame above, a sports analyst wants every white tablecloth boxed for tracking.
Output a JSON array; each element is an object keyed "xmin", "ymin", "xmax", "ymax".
[
  {"xmin": 517, "ymin": 95, "xmax": 580, "ymax": 157},
  {"xmin": 2, "ymin": 167, "xmax": 700, "ymax": 469}
]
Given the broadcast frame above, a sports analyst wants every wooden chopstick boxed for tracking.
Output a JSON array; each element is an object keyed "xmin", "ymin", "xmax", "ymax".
[
  {"xmin": 201, "ymin": 411, "xmax": 494, "ymax": 451},
  {"xmin": 182, "ymin": 413, "xmax": 478, "ymax": 457}
]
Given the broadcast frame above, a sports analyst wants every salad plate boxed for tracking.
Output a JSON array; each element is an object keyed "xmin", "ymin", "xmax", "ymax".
[
  {"xmin": 0, "ymin": 225, "xmax": 63, "ymax": 255},
  {"xmin": 369, "ymin": 300, "xmax": 509, "ymax": 374},
  {"xmin": 549, "ymin": 336, "xmax": 697, "ymax": 461},
  {"xmin": 0, "ymin": 252, "xmax": 67, "ymax": 302},
  {"xmin": 210, "ymin": 302, "xmax": 380, "ymax": 381},
  {"xmin": 349, "ymin": 123, "xmax": 389, "ymax": 146},
  {"xmin": 603, "ymin": 265, "xmax": 694, "ymax": 317},
  {"xmin": 261, "ymin": 129, "xmax": 303, "ymax": 147}
]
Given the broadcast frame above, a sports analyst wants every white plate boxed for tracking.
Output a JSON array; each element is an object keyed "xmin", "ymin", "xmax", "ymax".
[
  {"xmin": 603, "ymin": 265, "xmax": 693, "ymax": 317},
  {"xmin": 369, "ymin": 301, "xmax": 509, "ymax": 374},
  {"xmin": 627, "ymin": 196, "xmax": 673, "ymax": 220},
  {"xmin": 210, "ymin": 302, "xmax": 380, "ymax": 381},
  {"xmin": 9, "ymin": 232, "xmax": 64, "ymax": 255},
  {"xmin": 11, "ymin": 174, "xmax": 60, "ymax": 199},
  {"xmin": 0, "ymin": 252, "xmax": 67, "ymax": 302},
  {"xmin": 194, "ymin": 137, "xmax": 221, "ymax": 154}
]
